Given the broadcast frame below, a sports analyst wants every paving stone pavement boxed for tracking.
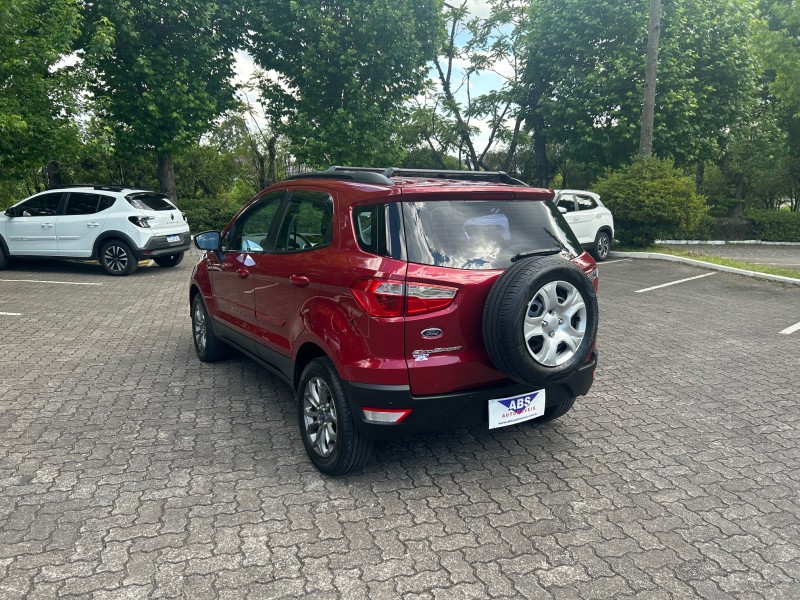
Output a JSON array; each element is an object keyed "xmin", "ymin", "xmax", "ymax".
[{"xmin": 0, "ymin": 256, "xmax": 799, "ymax": 599}]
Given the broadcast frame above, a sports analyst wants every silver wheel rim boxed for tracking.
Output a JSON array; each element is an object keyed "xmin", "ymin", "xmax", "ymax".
[
  {"xmin": 303, "ymin": 376, "xmax": 338, "ymax": 458},
  {"xmin": 523, "ymin": 280, "xmax": 587, "ymax": 367},
  {"xmin": 193, "ymin": 302, "xmax": 207, "ymax": 352},
  {"xmin": 104, "ymin": 245, "xmax": 129, "ymax": 272},
  {"xmin": 597, "ymin": 235, "xmax": 610, "ymax": 259}
]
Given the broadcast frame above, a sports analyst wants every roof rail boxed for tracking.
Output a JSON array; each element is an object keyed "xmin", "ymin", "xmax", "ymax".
[
  {"xmin": 382, "ymin": 168, "xmax": 528, "ymax": 187},
  {"xmin": 287, "ymin": 170, "xmax": 393, "ymax": 186}
]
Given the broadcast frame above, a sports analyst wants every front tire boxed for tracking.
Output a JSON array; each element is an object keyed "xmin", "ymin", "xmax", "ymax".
[
  {"xmin": 191, "ymin": 295, "xmax": 230, "ymax": 362},
  {"xmin": 100, "ymin": 240, "xmax": 138, "ymax": 276},
  {"xmin": 154, "ymin": 252, "xmax": 184, "ymax": 268},
  {"xmin": 591, "ymin": 231, "xmax": 611, "ymax": 261},
  {"xmin": 298, "ymin": 358, "xmax": 373, "ymax": 476}
]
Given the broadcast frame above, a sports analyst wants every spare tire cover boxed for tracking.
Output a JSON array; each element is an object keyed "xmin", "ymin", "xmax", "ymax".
[{"xmin": 482, "ymin": 255, "xmax": 598, "ymax": 386}]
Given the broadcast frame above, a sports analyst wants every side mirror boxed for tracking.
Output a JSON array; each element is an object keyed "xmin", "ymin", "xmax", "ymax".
[
  {"xmin": 194, "ymin": 230, "xmax": 221, "ymax": 251},
  {"xmin": 558, "ymin": 206, "xmax": 568, "ymax": 214}
]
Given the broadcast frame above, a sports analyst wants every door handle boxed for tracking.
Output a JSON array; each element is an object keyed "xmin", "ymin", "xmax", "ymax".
[
  {"xmin": 290, "ymin": 274, "xmax": 310, "ymax": 288},
  {"xmin": 237, "ymin": 267, "xmax": 250, "ymax": 279},
  {"xmin": 87, "ymin": 222, "xmax": 100, "ymax": 227},
  {"xmin": 41, "ymin": 223, "xmax": 54, "ymax": 228}
]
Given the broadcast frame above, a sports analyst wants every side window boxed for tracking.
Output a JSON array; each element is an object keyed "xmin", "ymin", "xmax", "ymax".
[
  {"xmin": 18, "ymin": 193, "xmax": 63, "ymax": 217},
  {"xmin": 353, "ymin": 204, "xmax": 390, "ymax": 257},
  {"xmin": 274, "ymin": 190, "xmax": 334, "ymax": 252},
  {"xmin": 98, "ymin": 196, "xmax": 116, "ymax": 211},
  {"xmin": 224, "ymin": 191, "xmax": 285, "ymax": 253},
  {"xmin": 65, "ymin": 193, "xmax": 103, "ymax": 215},
  {"xmin": 576, "ymin": 194, "xmax": 598, "ymax": 211},
  {"xmin": 556, "ymin": 194, "xmax": 576, "ymax": 213}
]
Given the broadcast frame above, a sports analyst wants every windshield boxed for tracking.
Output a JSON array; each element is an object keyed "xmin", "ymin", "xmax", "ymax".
[
  {"xmin": 126, "ymin": 194, "xmax": 176, "ymax": 211},
  {"xmin": 402, "ymin": 200, "xmax": 583, "ymax": 270}
]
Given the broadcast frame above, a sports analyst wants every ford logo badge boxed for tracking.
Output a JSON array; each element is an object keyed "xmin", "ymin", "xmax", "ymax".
[{"xmin": 421, "ymin": 328, "xmax": 443, "ymax": 339}]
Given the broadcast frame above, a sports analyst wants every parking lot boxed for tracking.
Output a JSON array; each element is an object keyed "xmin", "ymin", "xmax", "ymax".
[{"xmin": 1, "ymin": 255, "xmax": 799, "ymax": 599}]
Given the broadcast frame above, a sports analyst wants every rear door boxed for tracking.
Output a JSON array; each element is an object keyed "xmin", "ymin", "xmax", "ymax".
[
  {"xmin": 400, "ymin": 195, "xmax": 584, "ymax": 396},
  {"xmin": 571, "ymin": 193, "xmax": 601, "ymax": 243},
  {"xmin": 5, "ymin": 192, "xmax": 64, "ymax": 256},
  {"xmin": 56, "ymin": 192, "xmax": 115, "ymax": 256}
]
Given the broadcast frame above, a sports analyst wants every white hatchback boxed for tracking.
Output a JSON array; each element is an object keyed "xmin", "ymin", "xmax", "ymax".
[
  {"xmin": 0, "ymin": 186, "xmax": 191, "ymax": 275},
  {"xmin": 554, "ymin": 190, "xmax": 615, "ymax": 261}
]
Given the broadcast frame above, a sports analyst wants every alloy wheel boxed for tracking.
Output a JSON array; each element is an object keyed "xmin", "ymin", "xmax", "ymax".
[
  {"xmin": 104, "ymin": 245, "xmax": 129, "ymax": 272},
  {"xmin": 302, "ymin": 376, "xmax": 338, "ymax": 457},
  {"xmin": 523, "ymin": 280, "xmax": 587, "ymax": 366}
]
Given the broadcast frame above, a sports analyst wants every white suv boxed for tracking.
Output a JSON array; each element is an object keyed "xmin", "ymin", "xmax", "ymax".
[
  {"xmin": 0, "ymin": 186, "xmax": 191, "ymax": 275},
  {"xmin": 554, "ymin": 190, "xmax": 614, "ymax": 261}
]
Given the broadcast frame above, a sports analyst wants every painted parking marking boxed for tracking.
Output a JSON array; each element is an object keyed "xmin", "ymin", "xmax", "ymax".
[
  {"xmin": 0, "ymin": 278, "xmax": 102, "ymax": 286},
  {"xmin": 599, "ymin": 259, "xmax": 633, "ymax": 265},
  {"xmin": 634, "ymin": 272, "xmax": 715, "ymax": 293},
  {"xmin": 0, "ymin": 311, "xmax": 22, "ymax": 316},
  {"xmin": 779, "ymin": 321, "xmax": 800, "ymax": 335}
]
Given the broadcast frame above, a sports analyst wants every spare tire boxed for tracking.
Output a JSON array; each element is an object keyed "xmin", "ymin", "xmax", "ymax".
[{"xmin": 483, "ymin": 256, "xmax": 598, "ymax": 386}]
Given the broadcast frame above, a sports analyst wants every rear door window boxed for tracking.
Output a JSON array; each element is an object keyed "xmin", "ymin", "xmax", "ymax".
[
  {"xmin": 402, "ymin": 200, "xmax": 583, "ymax": 270},
  {"xmin": 576, "ymin": 194, "xmax": 598, "ymax": 211},
  {"xmin": 274, "ymin": 190, "xmax": 333, "ymax": 252},
  {"xmin": 65, "ymin": 193, "xmax": 114, "ymax": 215}
]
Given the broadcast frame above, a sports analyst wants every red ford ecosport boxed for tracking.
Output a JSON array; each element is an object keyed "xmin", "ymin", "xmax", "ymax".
[{"xmin": 190, "ymin": 168, "xmax": 599, "ymax": 475}]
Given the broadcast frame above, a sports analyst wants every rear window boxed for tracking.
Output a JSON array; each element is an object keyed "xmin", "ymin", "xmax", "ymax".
[
  {"xmin": 402, "ymin": 200, "xmax": 583, "ymax": 270},
  {"xmin": 126, "ymin": 194, "xmax": 175, "ymax": 211}
]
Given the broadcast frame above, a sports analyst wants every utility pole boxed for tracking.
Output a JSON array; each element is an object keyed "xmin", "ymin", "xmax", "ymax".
[{"xmin": 639, "ymin": 0, "xmax": 661, "ymax": 156}]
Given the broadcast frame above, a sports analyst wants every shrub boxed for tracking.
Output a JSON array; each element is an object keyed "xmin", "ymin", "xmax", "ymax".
[
  {"xmin": 180, "ymin": 196, "xmax": 245, "ymax": 234},
  {"xmin": 746, "ymin": 209, "xmax": 800, "ymax": 242},
  {"xmin": 592, "ymin": 157, "xmax": 708, "ymax": 247}
]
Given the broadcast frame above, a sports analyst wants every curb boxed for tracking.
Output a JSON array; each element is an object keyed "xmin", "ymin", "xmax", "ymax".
[
  {"xmin": 656, "ymin": 239, "xmax": 800, "ymax": 246},
  {"xmin": 609, "ymin": 251, "xmax": 800, "ymax": 286}
]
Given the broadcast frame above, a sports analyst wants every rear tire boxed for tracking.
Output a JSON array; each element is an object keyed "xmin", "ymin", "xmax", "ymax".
[
  {"xmin": 591, "ymin": 231, "xmax": 611, "ymax": 261},
  {"xmin": 298, "ymin": 357, "xmax": 373, "ymax": 476},
  {"xmin": 154, "ymin": 252, "xmax": 184, "ymax": 268},
  {"xmin": 100, "ymin": 239, "xmax": 138, "ymax": 276},
  {"xmin": 536, "ymin": 396, "xmax": 576, "ymax": 423},
  {"xmin": 0, "ymin": 245, "xmax": 8, "ymax": 269},
  {"xmin": 191, "ymin": 295, "xmax": 230, "ymax": 362}
]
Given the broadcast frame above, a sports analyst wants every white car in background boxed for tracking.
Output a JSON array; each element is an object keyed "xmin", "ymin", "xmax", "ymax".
[
  {"xmin": 0, "ymin": 186, "xmax": 191, "ymax": 275},
  {"xmin": 554, "ymin": 189, "xmax": 614, "ymax": 261}
]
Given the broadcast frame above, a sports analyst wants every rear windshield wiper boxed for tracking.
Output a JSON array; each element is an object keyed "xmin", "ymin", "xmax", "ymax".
[{"xmin": 511, "ymin": 248, "xmax": 562, "ymax": 262}]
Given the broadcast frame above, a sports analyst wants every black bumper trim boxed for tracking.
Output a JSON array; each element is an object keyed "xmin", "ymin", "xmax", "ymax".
[
  {"xmin": 137, "ymin": 232, "xmax": 192, "ymax": 258},
  {"xmin": 343, "ymin": 352, "xmax": 597, "ymax": 439}
]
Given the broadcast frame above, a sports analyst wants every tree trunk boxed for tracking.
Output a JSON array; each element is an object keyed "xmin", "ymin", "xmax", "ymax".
[
  {"xmin": 695, "ymin": 161, "xmax": 704, "ymax": 193},
  {"xmin": 503, "ymin": 114, "xmax": 525, "ymax": 174},
  {"xmin": 45, "ymin": 161, "xmax": 63, "ymax": 189},
  {"xmin": 639, "ymin": 0, "xmax": 661, "ymax": 157},
  {"xmin": 728, "ymin": 174, "xmax": 745, "ymax": 218},
  {"xmin": 157, "ymin": 152, "xmax": 177, "ymax": 203},
  {"xmin": 532, "ymin": 111, "xmax": 548, "ymax": 188},
  {"xmin": 266, "ymin": 135, "xmax": 277, "ymax": 185}
]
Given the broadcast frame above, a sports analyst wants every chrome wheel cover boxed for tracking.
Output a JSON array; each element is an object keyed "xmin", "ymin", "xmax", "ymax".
[
  {"xmin": 597, "ymin": 234, "xmax": 610, "ymax": 259},
  {"xmin": 523, "ymin": 280, "xmax": 587, "ymax": 367},
  {"xmin": 193, "ymin": 301, "xmax": 207, "ymax": 352},
  {"xmin": 303, "ymin": 376, "xmax": 338, "ymax": 457},
  {"xmin": 104, "ymin": 245, "xmax": 129, "ymax": 272}
]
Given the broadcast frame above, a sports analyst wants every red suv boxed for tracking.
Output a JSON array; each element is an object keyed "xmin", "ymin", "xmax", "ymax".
[{"xmin": 190, "ymin": 168, "xmax": 599, "ymax": 475}]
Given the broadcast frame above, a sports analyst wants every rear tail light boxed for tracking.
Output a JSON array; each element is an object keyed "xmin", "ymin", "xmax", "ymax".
[
  {"xmin": 362, "ymin": 408, "xmax": 411, "ymax": 423},
  {"xmin": 350, "ymin": 278, "xmax": 458, "ymax": 317},
  {"xmin": 128, "ymin": 216, "xmax": 153, "ymax": 228}
]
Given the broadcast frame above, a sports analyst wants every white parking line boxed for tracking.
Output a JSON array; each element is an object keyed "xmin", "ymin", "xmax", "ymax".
[
  {"xmin": 634, "ymin": 272, "xmax": 715, "ymax": 293},
  {"xmin": 0, "ymin": 279, "xmax": 102, "ymax": 286},
  {"xmin": 0, "ymin": 311, "xmax": 22, "ymax": 316},
  {"xmin": 779, "ymin": 321, "xmax": 800, "ymax": 335},
  {"xmin": 599, "ymin": 259, "xmax": 633, "ymax": 265}
]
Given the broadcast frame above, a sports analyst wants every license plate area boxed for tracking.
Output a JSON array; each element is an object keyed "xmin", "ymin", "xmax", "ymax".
[
  {"xmin": 488, "ymin": 389, "xmax": 545, "ymax": 429},
  {"xmin": 167, "ymin": 234, "xmax": 181, "ymax": 243}
]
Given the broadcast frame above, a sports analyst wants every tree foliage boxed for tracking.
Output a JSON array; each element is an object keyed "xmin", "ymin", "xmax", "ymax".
[{"xmin": 248, "ymin": 0, "xmax": 443, "ymax": 167}]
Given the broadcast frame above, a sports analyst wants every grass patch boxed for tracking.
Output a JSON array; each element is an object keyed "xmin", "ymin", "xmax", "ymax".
[{"xmin": 620, "ymin": 246, "xmax": 800, "ymax": 280}]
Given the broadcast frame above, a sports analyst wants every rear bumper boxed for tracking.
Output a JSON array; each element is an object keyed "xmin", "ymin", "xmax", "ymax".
[
  {"xmin": 137, "ymin": 232, "xmax": 191, "ymax": 258},
  {"xmin": 342, "ymin": 352, "xmax": 597, "ymax": 440}
]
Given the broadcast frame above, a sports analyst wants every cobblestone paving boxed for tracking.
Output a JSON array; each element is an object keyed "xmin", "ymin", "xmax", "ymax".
[
  {"xmin": 658, "ymin": 243, "xmax": 800, "ymax": 272},
  {"xmin": 0, "ymin": 257, "xmax": 799, "ymax": 598}
]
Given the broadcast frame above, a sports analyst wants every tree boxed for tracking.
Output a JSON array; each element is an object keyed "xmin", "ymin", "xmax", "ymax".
[
  {"xmin": 248, "ymin": 0, "xmax": 442, "ymax": 167},
  {"xmin": 83, "ymin": 0, "xmax": 243, "ymax": 201},
  {"xmin": 0, "ymin": 0, "xmax": 84, "ymax": 184},
  {"xmin": 525, "ymin": 0, "xmax": 756, "ymax": 178}
]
